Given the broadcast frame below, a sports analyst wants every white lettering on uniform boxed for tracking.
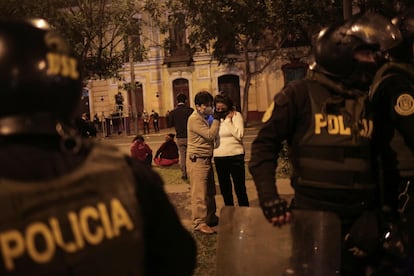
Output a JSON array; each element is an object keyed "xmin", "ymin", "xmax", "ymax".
[{"xmin": 0, "ymin": 198, "xmax": 135, "ymax": 271}]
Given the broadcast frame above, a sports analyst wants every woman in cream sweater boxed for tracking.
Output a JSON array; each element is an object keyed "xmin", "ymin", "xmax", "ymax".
[{"xmin": 213, "ymin": 94, "xmax": 249, "ymax": 206}]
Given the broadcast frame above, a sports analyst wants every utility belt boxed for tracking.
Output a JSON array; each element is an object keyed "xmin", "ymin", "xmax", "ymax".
[
  {"xmin": 298, "ymin": 169, "xmax": 373, "ymax": 189},
  {"xmin": 189, "ymin": 154, "xmax": 212, "ymax": 164}
]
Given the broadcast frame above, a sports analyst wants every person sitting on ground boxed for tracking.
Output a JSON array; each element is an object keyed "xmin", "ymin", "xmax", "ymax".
[
  {"xmin": 130, "ymin": 134, "xmax": 153, "ymax": 166},
  {"xmin": 154, "ymin": 133, "xmax": 179, "ymax": 166}
]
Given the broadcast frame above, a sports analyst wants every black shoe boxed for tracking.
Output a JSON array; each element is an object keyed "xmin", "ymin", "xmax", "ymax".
[{"xmin": 207, "ymin": 217, "xmax": 219, "ymax": 227}]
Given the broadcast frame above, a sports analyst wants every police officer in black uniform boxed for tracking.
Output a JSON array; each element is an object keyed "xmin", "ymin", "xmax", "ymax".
[
  {"xmin": 0, "ymin": 19, "xmax": 196, "ymax": 275},
  {"xmin": 369, "ymin": 9, "xmax": 414, "ymax": 274},
  {"xmin": 248, "ymin": 13, "xmax": 401, "ymax": 275}
]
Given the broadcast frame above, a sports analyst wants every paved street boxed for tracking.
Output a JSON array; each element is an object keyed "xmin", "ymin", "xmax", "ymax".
[{"xmin": 97, "ymin": 123, "xmax": 262, "ymax": 162}]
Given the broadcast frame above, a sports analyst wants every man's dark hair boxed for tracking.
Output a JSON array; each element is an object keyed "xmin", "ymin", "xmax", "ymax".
[
  {"xmin": 176, "ymin": 93, "xmax": 187, "ymax": 103},
  {"xmin": 194, "ymin": 91, "xmax": 213, "ymax": 106}
]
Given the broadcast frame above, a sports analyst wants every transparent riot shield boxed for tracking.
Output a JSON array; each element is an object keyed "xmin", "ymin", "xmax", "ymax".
[{"xmin": 216, "ymin": 207, "xmax": 341, "ymax": 276}]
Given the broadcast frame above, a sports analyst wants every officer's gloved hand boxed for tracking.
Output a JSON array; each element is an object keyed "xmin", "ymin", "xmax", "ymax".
[
  {"xmin": 344, "ymin": 210, "xmax": 381, "ymax": 258},
  {"xmin": 260, "ymin": 197, "xmax": 292, "ymax": 226}
]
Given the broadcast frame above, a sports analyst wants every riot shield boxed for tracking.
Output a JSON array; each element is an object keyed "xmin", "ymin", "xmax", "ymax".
[{"xmin": 216, "ymin": 207, "xmax": 341, "ymax": 276}]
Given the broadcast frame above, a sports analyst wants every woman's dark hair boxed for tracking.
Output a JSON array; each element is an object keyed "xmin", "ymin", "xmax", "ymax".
[{"xmin": 214, "ymin": 93, "xmax": 234, "ymax": 110}]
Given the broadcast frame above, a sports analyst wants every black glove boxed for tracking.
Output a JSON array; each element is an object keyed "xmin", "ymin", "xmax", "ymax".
[
  {"xmin": 260, "ymin": 197, "xmax": 289, "ymax": 222},
  {"xmin": 213, "ymin": 111, "xmax": 222, "ymax": 120},
  {"xmin": 380, "ymin": 207, "xmax": 407, "ymax": 259}
]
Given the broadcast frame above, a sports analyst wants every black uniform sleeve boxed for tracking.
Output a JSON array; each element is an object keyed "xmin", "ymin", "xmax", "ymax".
[
  {"xmin": 389, "ymin": 81, "xmax": 414, "ymax": 150},
  {"xmin": 372, "ymin": 74, "xmax": 414, "ymax": 210},
  {"xmin": 248, "ymin": 83, "xmax": 301, "ymax": 203},
  {"xmin": 373, "ymin": 74, "xmax": 414, "ymax": 153},
  {"xmin": 126, "ymin": 157, "xmax": 197, "ymax": 276}
]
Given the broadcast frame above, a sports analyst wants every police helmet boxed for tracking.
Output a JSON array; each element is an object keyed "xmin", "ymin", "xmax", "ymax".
[
  {"xmin": 0, "ymin": 18, "xmax": 82, "ymax": 124},
  {"xmin": 313, "ymin": 13, "xmax": 402, "ymax": 79},
  {"xmin": 390, "ymin": 9, "xmax": 414, "ymax": 61}
]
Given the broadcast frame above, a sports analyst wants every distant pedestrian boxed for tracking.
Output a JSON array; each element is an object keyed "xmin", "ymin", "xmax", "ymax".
[
  {"xmin": 130, "ymin": 135, "xmax": 153, "ymax": 166},
  {"xmin": 115, "ymin": 92, "xmax": 124, "ymax": 113},
  {"xmin": 143, "ymin": 111, "xmax": 150, "ymax": 134},
  {"xmin": 76, "ymin": 113, "xmax": 97, "ymax": 138},
  {"xmin": 151, "ymin": 110, "xmax": 160, "ymax": 133},
  {"xmin": 166, "ymin": 110, "xmax": 171, "ymax": 127},
  {"xmin": 93, "ymin": 113, "xmax": 100, "ymax": 132},
  {"xmin": 213, "ymin": 93, "xmax": 249, "ymax": 206},
  {"xmin": 154, "ymin": 133, "xmax": 179, "ymax": 166},
  {"xmin": 169, "ymin": 94, "xmax": 194, "ymax": 180}
]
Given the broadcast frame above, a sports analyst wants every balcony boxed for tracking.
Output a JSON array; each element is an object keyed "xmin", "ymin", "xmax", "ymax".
[{"xmin": 163, "ymin": 41, "xmax": 193, "ymax": 67}]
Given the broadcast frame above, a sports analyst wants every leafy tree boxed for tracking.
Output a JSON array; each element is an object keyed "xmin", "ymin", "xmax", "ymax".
[
  {"xmin": 149, "ymin": 0, "xmax": 409, "ymax": 121},
  {"xmin": 153, "ymin": 0, "xmax": 343, "ymax": 121},
  {"xmin": 0, "ymin": 0, "xmax": 147, "ymax": 79}
]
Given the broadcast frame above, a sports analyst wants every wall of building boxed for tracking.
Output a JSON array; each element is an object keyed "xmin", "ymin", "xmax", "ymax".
[{"xmin": 86, "ymin": 12, "xmax": 312, "ymax": 127}]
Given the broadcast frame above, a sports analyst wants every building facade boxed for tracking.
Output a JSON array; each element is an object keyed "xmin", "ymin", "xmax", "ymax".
[{"xmin": 86, "ymin": 11, "xmax": 311, "ymax": 134}]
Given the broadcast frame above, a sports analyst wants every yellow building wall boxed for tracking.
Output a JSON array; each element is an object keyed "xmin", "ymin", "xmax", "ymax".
[{"xmin": 86, "ymin": 9, "xmax": 311, "ymax": 124}]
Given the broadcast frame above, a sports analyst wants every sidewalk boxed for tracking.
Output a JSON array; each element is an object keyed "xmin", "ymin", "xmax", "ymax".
[
  {"xmin": 99, "ymin": 120, "xmax": 294, "ymax": 227},
  {"xmin": 98, "ymin": 120, "xmax": 263, "ymax": 143},
  {"xmin": 165, "ymin": 178, "xmax": 294, "ymax": 229}
]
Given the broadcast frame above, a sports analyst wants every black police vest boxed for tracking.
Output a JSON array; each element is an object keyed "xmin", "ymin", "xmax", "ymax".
[
  {"xmin": 0, "ymin": 143, "xmax": 144, "ymax": 275},
  {"xmin": 370, "ymin": 62, "xmax": 414, "ymax": 178},
  {"xmin": 293, "ymin": 79, "xmax": 375, "ymax": 190}
]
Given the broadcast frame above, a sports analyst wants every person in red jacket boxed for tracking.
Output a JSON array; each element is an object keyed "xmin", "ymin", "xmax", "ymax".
[
  {"xmin": 130, "ymin": 134, "xmax": 153, "ymax": 166},
  {"xmin": 154, "ymin": 133, "xmax": 179, "ymax": 166}
]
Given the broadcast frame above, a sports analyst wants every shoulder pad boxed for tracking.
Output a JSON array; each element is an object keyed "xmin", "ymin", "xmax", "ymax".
[
  {"xmin": 369, "ymin": 73, "xmax": 398, "ymax": 101},
  {"xmin": 261, "ymin": 102, "xmax": 274, "ymax": 123}
]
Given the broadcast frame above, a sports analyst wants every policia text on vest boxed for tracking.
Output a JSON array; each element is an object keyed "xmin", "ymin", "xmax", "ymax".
[
  {"xmin": 314, "ymin": 113, "xmax": 373, "ymax": 138},
  {"xmin": 0, "ymin": 198, "xmax": 134, "ymax": 271}
]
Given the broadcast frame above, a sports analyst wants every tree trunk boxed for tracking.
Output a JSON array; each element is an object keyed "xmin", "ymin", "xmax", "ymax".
[
  {"xmin": 242, "ymin": 48, "xmax": 251, "ymax": 126},
  {"xmin": 242, "ymin": 74, "xmax": 251, "ymax": 127},
  {"xmin": 343, "ymin": 0, "xmax": 352, "ymax": 19}
]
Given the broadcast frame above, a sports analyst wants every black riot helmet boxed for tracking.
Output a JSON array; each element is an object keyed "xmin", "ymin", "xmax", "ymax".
[
  {"xmin": 0, "ymin": 18, "xmax": 82, "ymax": 134},
  {"xmin": 313, "ymin": 13, "xmax": 402, "ymax": 86},
  {"xmin": 390, "ymin": 9, "xmax": 414, "ymax": 62}
]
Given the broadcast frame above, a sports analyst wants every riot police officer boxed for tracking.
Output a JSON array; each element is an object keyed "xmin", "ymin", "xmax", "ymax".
[
  {"xmin": 369, "ymin": 9, "xmax": 414, "ymax": 274},
  {"xmin": 248, "ymin": 13, "xmax": 401, "ymax": 275},
  {"xmin": 0, "ymin": 19, "xmax": 196, "ymax": 275}
]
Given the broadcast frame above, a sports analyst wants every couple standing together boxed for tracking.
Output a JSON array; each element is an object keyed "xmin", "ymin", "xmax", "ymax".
[{"xmin": 169, "ymin": 92, "xmax": 248, "ymax": 234}]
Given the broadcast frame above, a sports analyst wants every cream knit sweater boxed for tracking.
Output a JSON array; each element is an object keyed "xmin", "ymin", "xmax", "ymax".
[{"xmin": 213, "ymin": 111, "xmax": 245, "ymax": 157}]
